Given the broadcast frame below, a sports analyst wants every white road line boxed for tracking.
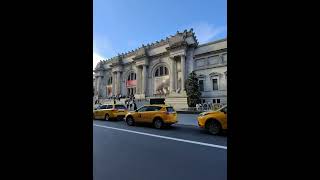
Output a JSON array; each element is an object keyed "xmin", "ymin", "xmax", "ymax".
[{"xmin": 93, "ymin": 124, "xmax": 227, "ymax": 150}]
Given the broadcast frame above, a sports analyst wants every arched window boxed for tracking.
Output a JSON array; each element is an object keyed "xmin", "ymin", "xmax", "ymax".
[
  {"xmin": 155, "ymin": 69, "xmax": 159, "ymax": 76},
  {"xmin": 107, "ymin": 77, "xmax": 112, "ymax": 85},
  {"xmin": 154, "ymin": 65, "xmax": 169, "ymax": 77},
  {"xmin": 127, "ymin": 72, "xmax": 136, "ymax": 81}
]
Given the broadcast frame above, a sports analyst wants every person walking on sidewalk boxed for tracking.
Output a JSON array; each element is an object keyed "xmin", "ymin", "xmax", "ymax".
[
  {"xmin": 129, "ymin": 100, "xmax": 133, "ymax": 111},
  {"xmin": 133, "ymin": 100, "xmax": 137, "ymax": 111},
  {"xmin": 126, "ymin": 100, "xmax": 129, "ymax": 110}
]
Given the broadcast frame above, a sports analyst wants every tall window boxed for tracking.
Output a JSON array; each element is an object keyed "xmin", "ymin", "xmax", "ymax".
[
  {"xmin": 107, "ymin": 77, "xmax": 112, "ymax": 85},
  {"xmin": 127, "ymin": 72, "xmax": 136, "ymax": 80},
  {"xmin": 199, "ymin": 80, "xmax": 204, "ymax": 91},
  {"xmin": 212, "ymin": 79, "xmax": 218, "ymax": 90},
  {"xmin": 155, "ymin": 66, "xmax": 168, "ymax": 77}
]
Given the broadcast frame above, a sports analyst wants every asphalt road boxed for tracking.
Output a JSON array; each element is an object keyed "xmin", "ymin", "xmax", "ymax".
[{"xmin": 93, "ymin": 116, "xmax": 227, "ymax": 180}]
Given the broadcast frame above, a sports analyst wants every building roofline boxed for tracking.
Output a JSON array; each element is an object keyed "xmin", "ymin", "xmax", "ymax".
[{"xmin": 197, "ymin": 38, "xmax": 227, "ymax": 48}]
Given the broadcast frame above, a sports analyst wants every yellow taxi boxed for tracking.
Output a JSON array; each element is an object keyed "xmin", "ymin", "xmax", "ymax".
[
  {"xmin": 197, "ymin": 105, "xmax": 227, "ymax": 135},
  {"xmin": 124, "ymin": 105, "xmax": 178, "ymax": 129},
  {"xmin": 93, "ymin": 104, "xmax": 128, "ymax": 121}
]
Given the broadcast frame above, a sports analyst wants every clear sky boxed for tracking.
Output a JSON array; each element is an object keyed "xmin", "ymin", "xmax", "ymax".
[{"xmin": 93, "ymin": 0, "xmax": 227, "ymax": 69}]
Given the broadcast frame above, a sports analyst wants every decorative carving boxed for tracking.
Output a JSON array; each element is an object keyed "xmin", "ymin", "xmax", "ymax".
[{"xmin": 209, "ymin": 72, "xmax": 222, "ymax": 77}]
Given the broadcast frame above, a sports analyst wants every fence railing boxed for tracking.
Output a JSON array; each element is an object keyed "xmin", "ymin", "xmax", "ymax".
[{"xmin": 176, "ymin": 103, "xmax": 225, "ymax": 112}]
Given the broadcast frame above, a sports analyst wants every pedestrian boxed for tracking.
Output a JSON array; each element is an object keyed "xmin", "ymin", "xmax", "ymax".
[
  {"xmin": 133, "ymin": 101, "xmax": 137, "ymax": 111},
  {"xmin": 129, "ymin": 100, "xmax": 133, "ymax": 110},
  {"xmin": 113, "ymin": 97, "xmax": 116, "ymax": 104},
  {"xmin": 126, "ymin": 101, "xmax": 129, "ymax": 110}
]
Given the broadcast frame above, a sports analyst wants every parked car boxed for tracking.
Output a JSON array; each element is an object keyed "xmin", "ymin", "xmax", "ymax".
[
  {"xmin": 93, "ymin": 104, "xmax": 128, "ymax": 121},
  {"xmin": 125, "ymin": 105, "xmax": 177, "ymax": 129},
  {"xmin": 197, "ymin": 105, "xmax": 227, "ymax": 135}
]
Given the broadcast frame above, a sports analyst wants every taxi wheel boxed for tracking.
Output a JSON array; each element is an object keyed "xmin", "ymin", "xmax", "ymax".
[
  {"xmin": 105, "ymin": 114, "xmax": 110, "ymax": 121},
  {"xmin": 207, "ymin": 120, "xmax": 221, "ymax": 135},
  {"xmin": 126, "ymin": 116, "xmax": 135, "ymax": 126},
  {"xmin": 153, "ymin": 118, "xmax": 163, "ymax": 129}
]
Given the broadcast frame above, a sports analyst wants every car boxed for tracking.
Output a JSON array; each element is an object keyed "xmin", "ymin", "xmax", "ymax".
[
  {"xmin": 93, "ymin": 104, "xmax": 128, "ymax": 121},
  {"xmin": 124, "ymin": 105, "xmax": 178, "ymax": 129},
  {"xmin": 197, "ymin": 105, "xmax": 227, "ymax": 135}
]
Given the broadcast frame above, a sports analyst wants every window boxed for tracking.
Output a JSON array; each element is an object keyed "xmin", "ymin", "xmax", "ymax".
[
  {"xmin": 127, "ymin": 72, "xmax": 137, "ymax": 81},
  {"xmin": 212, "ymin": 79, "xmax": 218, "ymax": 90},
  {"xmin": 212, "ymin": 99, "xmax": 220, "ymax": 104},
  {"xmin": 100, "ymin": 105, "xmax": 108, "ymax": 109},
  {"xmin": 114, "ymin": 105, "xmax": 126, "ymax": 109},
  {"xmin": 199, "ymin": 80, "xmax": 204, "ymax": 91},
  {"xmin": 137, "ymin": 106, "xmax": 148, "ymax": 112},
  {"xmin": 155, "ymin": 69, "xmax": 159, "ymax": 76},
  {"xmin": 146, "ymin": 106, "xmax": 162, "ymax": 111},
  {"xmin": 164, "ymin": 67, "xmax": 168, "ymax": 75},
  {"xmin": 166, "ymin": 107, "xmax": 175, "ymax": 112},
  {"xmin": 155, "ymin": 66, "xmax": 168, "ymax": 77},
  {"xmin": 106, "ymin": 105, "xmax": 113, "ymax": 109},
  {"xmin": 108, "ymin": 77, "xmax": 112, "ymax": 85}
]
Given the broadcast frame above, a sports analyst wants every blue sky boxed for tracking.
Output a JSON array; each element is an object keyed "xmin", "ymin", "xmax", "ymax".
[{"xmin": 93, "ymin": 0, "xmax": 227, "ymax": 68}]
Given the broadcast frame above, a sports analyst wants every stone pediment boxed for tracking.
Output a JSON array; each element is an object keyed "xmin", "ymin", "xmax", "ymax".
[
  {"xmin": 167, "ymin": 32, "xmax": 188, "ymax": 50},
  {"xmin": 94, "ymin": 61, "xmax": 105, "ymax": 72},
  {"xmin": 209, "ymin": 72, "xmax": 222, "ymax": 77},
  {"xmin": 133, "ymin": 46, "xmax": 148, "ymax": 60},
  {"xmin": 197, "ymin": 74, "xmax": 206, "ymax": 78},
  {"xmin": 110, "ymin": 54, "xmax": 123, "ymax": 67}
]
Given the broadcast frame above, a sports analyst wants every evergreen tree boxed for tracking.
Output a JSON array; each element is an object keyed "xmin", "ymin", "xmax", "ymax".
[{"xmin": 185, "ymin": 71, "xmax": 201, "ymax": 107}]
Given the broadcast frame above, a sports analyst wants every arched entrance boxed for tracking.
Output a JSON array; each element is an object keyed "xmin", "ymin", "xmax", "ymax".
[
  {"xmin": 126, "ymin": 72, "xmax": 137, "ymax": 96},
  {"xmin": 153, "ymin": 64, "xmax": 170, "ymax": 96}
]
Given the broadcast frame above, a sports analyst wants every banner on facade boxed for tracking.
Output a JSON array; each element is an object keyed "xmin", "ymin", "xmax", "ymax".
[
  {"xmin": 154, "ymin": 75, "xmax": 170, "ymax": 95},
  {"xmin": 107, "ymin": 86, "xmax": 112, "ymax": 96},
  {"xmin": 126, "ymin": 80, "xmax": 137, "ymax": 87}
]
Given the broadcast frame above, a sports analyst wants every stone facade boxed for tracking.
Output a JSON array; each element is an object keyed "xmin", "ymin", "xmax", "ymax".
[{"xmin": 93, "ymin": 29, "xmax": 227, "ymax": 107}]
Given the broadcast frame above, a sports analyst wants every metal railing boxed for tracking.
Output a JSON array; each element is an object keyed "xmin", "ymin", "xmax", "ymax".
[{"xmin": 176, "ymin": 103, "xmax": 225, "ymax": 112}]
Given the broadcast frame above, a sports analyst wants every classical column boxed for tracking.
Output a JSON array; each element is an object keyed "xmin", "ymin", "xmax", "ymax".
[
  {"xmin": 136, "ymin": 66, "xmax": 142, "ymax": 94},
  {"xmin": 96, "ymin": 76, "xmax": 101, "ymax": 96},
  {"xmin": 170, "ymin": 57, "xmax": 176, "ymax": 93},
  {"xmin": 142, "ymin": 65, "xmax": 147, "ymax": 95},
  {"xmin": 112, "ymin": 72, "xmax": 116, "ymax": 96},
  {"xmin": 181, "ymin": 55, "xmax": 186, "ymax": 92},
  {"xmin": 117, "ymin": 71, "xmax": 121, "ymax": 95}
]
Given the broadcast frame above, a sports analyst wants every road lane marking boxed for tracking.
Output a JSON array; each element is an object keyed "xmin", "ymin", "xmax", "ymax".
[{"xmin": 93, "ymin": 124, "xmax": 227, "ymax": 150}]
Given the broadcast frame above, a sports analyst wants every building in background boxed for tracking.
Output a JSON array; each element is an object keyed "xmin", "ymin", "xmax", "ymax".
[{"xmin": 93, "ymin": 29, "xmax": 227, "ymax": 108}]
